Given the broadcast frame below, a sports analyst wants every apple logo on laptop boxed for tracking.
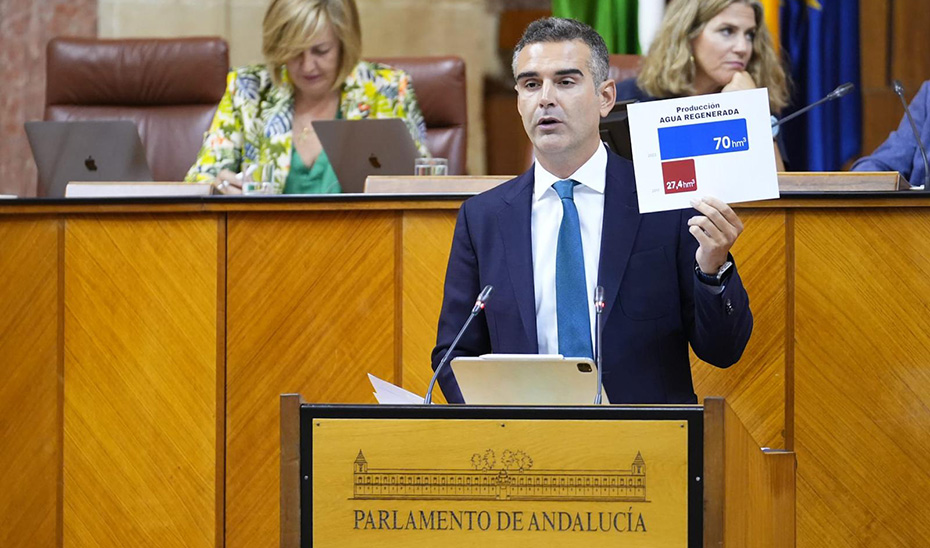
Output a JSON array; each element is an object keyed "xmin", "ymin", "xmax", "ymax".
[
  {"xmin": 368, "ymin": 154, "xmax": 381, "ymax": 169},
  {"xmin": 84, "ymin": 155, "xmax": 98, "ymax": 172}
]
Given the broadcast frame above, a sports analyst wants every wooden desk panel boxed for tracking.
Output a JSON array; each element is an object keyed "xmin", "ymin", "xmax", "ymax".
[
  {"xmin": 3, "ymin": 196, "xmax": 930, "ymax": 547},
  {"xmin": 0, "ymin": 217, "xmax": 60, "ymax": 548},
  {"xmin": 794, "ymin": 209, "xmax": 930, "ymax": 547},
  {"xmin": 400, "ymin": 210, "xmax": 457, "ymax": 402},
  {"xmin": 62, "ymin": 214, "xmax": 220, "ymax": 548},
  {"xmin": 225, "ymin": 211, "xmax": 397, "ymax": 548}
]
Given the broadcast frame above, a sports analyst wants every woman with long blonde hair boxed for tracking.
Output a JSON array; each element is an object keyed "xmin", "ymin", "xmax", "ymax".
[
  {"xmin": 617, "ymin": 0, "xmax": 788, "ymax": 167},
  {"xmin": 620, "ymin": 0, "xmax": 787, "ymax": 112}
]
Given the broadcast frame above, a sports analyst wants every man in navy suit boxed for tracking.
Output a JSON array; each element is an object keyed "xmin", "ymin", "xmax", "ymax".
[{"xmin": 431, "ymin": 17, "xmax": 753, "ymax": 404}]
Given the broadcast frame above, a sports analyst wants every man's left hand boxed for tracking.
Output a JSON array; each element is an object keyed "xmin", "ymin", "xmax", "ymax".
[{"xmin": 688, "ymin": 197, "xmax": 744, "ymax": 274}]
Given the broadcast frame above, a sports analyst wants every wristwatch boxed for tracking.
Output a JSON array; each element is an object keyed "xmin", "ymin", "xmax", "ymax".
[{"xmin": 695, "ymin": 260, "xmax": 733, "ymax": 286}]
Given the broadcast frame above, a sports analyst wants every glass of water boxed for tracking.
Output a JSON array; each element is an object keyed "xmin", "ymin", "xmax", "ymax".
[{"xmin": 414, "ymin": 157, "xmax": 448, "ymax": 176}]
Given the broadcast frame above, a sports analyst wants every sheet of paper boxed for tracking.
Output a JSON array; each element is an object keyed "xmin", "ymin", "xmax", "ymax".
[
  {"xmin": 367, "ymin": 373, "xmax": 426, "ymax": 405},
  {"xmin": 627, "ymin": 88, "xmax": 780, "ymax": 213}
]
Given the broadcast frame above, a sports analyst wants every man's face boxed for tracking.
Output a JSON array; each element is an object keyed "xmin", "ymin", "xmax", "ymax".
[{"xmin": 514, "ymin": 40, "xmax": 614, "ymax": 167}]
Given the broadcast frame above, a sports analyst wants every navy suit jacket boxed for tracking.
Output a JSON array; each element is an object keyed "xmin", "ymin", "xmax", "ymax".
[{"xmin": 431, "ymin": 150, "xmax": 753, "ymax": 404}]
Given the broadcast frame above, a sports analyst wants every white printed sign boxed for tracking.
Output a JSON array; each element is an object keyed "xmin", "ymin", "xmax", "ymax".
[{"xmin": 627, "ymin": 88, "xmax": 780, "ymax": 213}]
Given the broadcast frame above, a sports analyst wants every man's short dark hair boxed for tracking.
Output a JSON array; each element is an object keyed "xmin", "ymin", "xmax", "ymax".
[{"xmin": 512, "ymin": 17, "xmax": 610, "ymax": 88}]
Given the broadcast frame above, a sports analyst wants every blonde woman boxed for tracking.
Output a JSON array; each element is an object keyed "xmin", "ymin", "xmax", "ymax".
[
  {"xmin": 186, "ymin": 0, "xmax": 428, "ymax": 194},
  {"xmin": 617, "ymin": 0, "xmax": 788, "ymax": 167}
]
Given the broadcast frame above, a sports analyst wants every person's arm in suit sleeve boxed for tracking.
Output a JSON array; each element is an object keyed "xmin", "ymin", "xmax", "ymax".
[
  {"xmin": 430, "ymin": 200, "xmax": 492, "ymax": 403},
  {"xmin": 852, "ymin": 81, "xmax": 930, "ymax": 180},
  {"xmin": 678, "ymin": 202, "xmax": 753, "ymax": 368}
]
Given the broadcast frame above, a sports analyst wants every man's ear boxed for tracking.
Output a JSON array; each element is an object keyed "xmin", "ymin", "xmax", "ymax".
[{"xmin": 598, "ymin": 78, "xmax": 617, "ymax": 117}]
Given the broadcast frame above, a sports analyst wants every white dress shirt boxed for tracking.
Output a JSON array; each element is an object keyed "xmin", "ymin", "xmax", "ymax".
[{"xmin": 531, "ymin": 143, "xmax": 607, "ymax": 355}]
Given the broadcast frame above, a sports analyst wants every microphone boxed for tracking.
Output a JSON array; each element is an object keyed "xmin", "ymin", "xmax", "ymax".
[
  {"xmin": 772, "ymin": 82, "xmax": 855, "ymax": 129},
  {"xmin": 892, "ymin": 80, "xmax": 930, "ymax": 189},
  {"xmin": 593, "ymin": 286, "xmax": 606, "ymax": 405},
  {"xmin": 423, "ymin": 285, "xmax": 493, "ymax": 404}
]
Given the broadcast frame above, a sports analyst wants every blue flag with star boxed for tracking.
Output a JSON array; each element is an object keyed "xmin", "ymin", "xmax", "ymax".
[{"xmin": 780, "ymin": 1, "xmax": 861, "ymax": 170}]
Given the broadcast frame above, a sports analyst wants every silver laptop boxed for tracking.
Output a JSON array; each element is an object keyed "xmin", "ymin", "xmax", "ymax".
[
  {"xmin": 25, "ymin": 120, "xmax": 153, "ymax": 198},
  {"xmin": 312, "ymin": 118, "xmax": 420, "ymax": 193},
  {"xmin": 450, "ymin": 354, "xmax": 610, "ymax": 405}
]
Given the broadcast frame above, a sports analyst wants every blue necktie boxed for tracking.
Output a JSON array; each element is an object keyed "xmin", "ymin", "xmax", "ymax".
[{"xmin": 553, "ymin": 179, "xmax": 593, "ymax": 359}]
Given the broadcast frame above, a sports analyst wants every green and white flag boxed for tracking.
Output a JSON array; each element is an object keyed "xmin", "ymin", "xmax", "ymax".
[
  {"xmin": 637, "ymin": 0, "xmax": 666, "ymax": 54},
  {"xmin": 552, "ymin": 0, "xmax": 666, "ymax": 55}
]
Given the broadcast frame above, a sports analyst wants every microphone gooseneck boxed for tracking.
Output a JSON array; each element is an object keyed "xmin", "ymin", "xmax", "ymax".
[
  {"xmin": 892, "ymin": 80, "xmax": 930, "ymax": 190},
  {"xmin": 826, "ymin": 82, "xmax": 855, "ymax": 101},
  {"xmin": 424, "ymin": 285, "xmax": 493, "ymax": 404},
  {"xmin": 593, "ymin": 285, "xmax": 606, "ymax": 405},
  {"xmin": 771, "ymin": 82, "xmax": 855, "ymax": 129}
]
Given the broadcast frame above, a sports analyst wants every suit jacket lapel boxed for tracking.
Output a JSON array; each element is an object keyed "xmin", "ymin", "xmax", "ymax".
[
  {"xmin": 497, "ymin": 170, "xmax": 538, "ymax": 351},
  {"xmin": 598, "ymin": 152, "xmax": 642, "ymax": 324}
]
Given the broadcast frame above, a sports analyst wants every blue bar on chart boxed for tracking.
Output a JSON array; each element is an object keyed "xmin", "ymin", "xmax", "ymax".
[{"xmin": 658, "ymin": 118, "xmax": 749, "ymax": 161}]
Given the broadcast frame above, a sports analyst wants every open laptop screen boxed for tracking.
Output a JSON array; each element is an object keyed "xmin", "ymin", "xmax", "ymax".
[
  {"xmin": 312, "ymin": 119, "xmax": 420, "ymax": 193},
  {"xmin": 25, "ymin": 120, "xmax": 152, "ymax": 198}
]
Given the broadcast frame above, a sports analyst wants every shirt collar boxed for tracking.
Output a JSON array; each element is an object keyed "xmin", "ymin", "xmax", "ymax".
[{"xmin": 533, "ymin": 142, "xmax": 608, "ymax": 201}]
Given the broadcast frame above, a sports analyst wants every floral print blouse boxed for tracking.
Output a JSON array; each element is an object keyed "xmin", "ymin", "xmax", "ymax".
[{"xmin": 184, "ymin": 60, "xmax": 429, "ymax": 192}]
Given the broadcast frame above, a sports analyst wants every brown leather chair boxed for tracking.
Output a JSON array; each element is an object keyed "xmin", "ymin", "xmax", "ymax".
[
  {"xmin": 608, "ymin": 54, "xmax": 643, "ymax": 85},
  {"xmin": 45, "ymin": 37, "xmax": 229, "ymax": 182},
  {"xmin": 368, "ymin": 56, "xmax": 467, "ymax": 175}
]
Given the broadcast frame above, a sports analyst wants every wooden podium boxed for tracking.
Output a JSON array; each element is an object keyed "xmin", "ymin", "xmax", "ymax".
[{"xmin": 280, "ymin": 395, "xmax": 795, "ymax": 548}]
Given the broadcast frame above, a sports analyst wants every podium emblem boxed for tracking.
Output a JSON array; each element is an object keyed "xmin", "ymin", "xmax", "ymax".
[{"xmin": 353, "ymin": 449, "xmax": 648, "ymax": 502}]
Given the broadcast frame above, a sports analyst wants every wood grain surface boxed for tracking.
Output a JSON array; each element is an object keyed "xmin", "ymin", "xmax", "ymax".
[
  {"xmin": 62, "ymin": 214, "xmax": 220, "ymax": 547},
  {"xmin": 400, "ymin": 211, "xmax": 458, "ymax": 403},
  {"xmin": 225, "ymin": 211, "xmax": 396, "ymax": 548},
  {"xmin": 794, "ymin": 209, "xmax": 930, "ymax": 547},
  {"xmin": 312, "ymin": 417, "xmax": 690, "ymax": 548},
  {"xmin": 693, "ymin": 209, "xmax": 788, "ymax": 450},
  {"xmin": 6, "ymin": 196, "xmax": 930, "ymax": 547},
  {"xmin": 704, "ymin": 397, "xmax": 796, "ymax": 548},
  {"xmin": 0, "ymin": 217, "xmax": 60, "ymax": 547}
]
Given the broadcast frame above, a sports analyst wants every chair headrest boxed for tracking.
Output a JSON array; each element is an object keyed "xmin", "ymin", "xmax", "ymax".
[{"xmin": 46, "ymin": 37, "xmax": 229, "ymax": 106}]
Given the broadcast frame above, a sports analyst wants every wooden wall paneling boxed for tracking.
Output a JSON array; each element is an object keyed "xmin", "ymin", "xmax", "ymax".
[
  {"xmin": 859, "ymin": 0, "xmax": 899, "ymax": 158},
  {"xmin": 225, "ymin": 211, "xmax": 397, "ymax": 548},
  {"xmin": 0, "ymin": 217, "xmax": 60, "ymax": 547},
  {"xmin": 692, "ymin": 209, "xmax": 788, "ymax": 450},
  {"xmin": 858, "ymin": 0, "xmax": 889, "ymax": 91},
  {"xmin": 63, "ymin": 214, "xmax": 220, "ymax": 547},
  {"xmin": 859, "ymin": 0, "xmax": 930, "ymax": 160},
  {"xmin": 890, "ymin": 0, "xmax": 930, "ymax": 92},
  {"xmin": 400, "ymin": 210, "xmax": 458, "ymax": 402},
  {"xmin": 794, "ymin": 209, "xmax": 930, "ymax": 547},
  {"xmin": 861, "ymin": 92, "xmax": 903, "ymax": 168},
  {"xmin": 484, "ymin": 82, "xmax": 532, "ymax": 175}
]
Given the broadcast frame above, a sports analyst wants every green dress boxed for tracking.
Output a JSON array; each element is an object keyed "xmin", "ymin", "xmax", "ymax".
[
  {"xmin": 283, "ymin": 148, "xmax": 341, "ymax": 194},
  {"xmin": 283, "ymin": 106, "xmax": 343, "ymax": 194}
]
